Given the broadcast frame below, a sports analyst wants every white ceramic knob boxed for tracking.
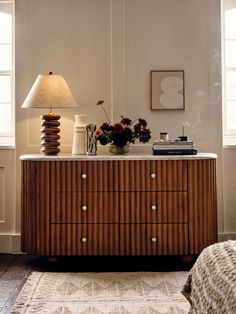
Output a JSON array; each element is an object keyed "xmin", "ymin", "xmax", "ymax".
[
  {"xmin": 150, "ymin": 173, "xmax": 156, "ymax": 179},
  {"xmin": 81, "ymin": 237, "xmax": 87, "ymax": 243},
  {"xmin": 151, "ymin": 237, "xmax": 157, "ymax": 242},
  {"xmin": 151, "ymin": 205, "xmax": 157, "ymax": 210},
  {"xmin": 81, "ymin": 173, "xmax": 87, "ymax": 179},
  {"xmin": 81, "ymin": 205, "xmax": 87, "ymax": 211}
]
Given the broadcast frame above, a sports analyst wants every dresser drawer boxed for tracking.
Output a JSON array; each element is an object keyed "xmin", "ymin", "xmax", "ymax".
[
  {"xmin": 119, "ymin": 192, "xmax": 188, "ymax": 223},
  {"xmin": 50, "ymin": 160, "xmax": 119, "ymax": 192},
  {"xmin": 50, "ymin": 192, "xmax": 119, "ymax": 223},
  {"xmin": 50, "ymin": 223, "xmax": 119, "ymax": 255},
  {"xmin": 120, "ymin": 223, "xmax": 189, "ymax": 255},
  {"xmin": 118, "ymin": 160, "xmax": 187, "ymax": 191},
  {"xmin": 48, "ymin": 160, "xmax": 187, "ymax": 192}
]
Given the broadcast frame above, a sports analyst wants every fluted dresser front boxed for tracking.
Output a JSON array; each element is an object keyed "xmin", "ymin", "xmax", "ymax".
[{"xmin": 20, "ymin": 153, "xmax": 217, "ymax": 257}]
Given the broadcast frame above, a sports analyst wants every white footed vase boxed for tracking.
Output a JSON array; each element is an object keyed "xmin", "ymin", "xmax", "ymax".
[{"xmin": 72, "ymin": 115, "xmax": 87, "ymax": 155}]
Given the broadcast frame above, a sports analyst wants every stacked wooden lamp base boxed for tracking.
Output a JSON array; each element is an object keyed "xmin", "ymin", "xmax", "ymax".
[{"xmin": 40, "ymin": 113, "xmax": 61, "ymax": 155}]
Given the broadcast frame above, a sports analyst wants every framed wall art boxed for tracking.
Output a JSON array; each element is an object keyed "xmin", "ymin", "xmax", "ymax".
[{"xmin": 151, "ymin": 70, "xmax": 185, "ymax": 110}]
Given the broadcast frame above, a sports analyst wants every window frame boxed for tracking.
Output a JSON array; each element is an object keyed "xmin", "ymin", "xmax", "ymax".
[
  {"xmin": 222, "ymin": 0, "xmax": 236, "ymax": 146},
  {"xmin": 0, "ymin": 0, "xmax": 15, "ymax": 145}
]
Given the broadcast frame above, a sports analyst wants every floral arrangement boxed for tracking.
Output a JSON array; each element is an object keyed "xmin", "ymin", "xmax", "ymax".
[{"xmin": 95, "ymin": 100, "xmax": 151, "ymax": 147}]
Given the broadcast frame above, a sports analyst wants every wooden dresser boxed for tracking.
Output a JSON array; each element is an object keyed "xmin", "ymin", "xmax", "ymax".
[{"xmin": 20, "ymin": 153, "xmax": 217, "ymax": 256}]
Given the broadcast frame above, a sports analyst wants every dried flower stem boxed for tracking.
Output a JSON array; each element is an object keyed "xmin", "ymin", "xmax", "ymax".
[{"xmin": 97, "ymin": 100, "xmax": 111, "ymax": 124}]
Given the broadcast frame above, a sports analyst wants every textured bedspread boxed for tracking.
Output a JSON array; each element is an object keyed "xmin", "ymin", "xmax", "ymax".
[{"xmin": 182, "ymin": 240, "xmax": 236, "ymax": 314}]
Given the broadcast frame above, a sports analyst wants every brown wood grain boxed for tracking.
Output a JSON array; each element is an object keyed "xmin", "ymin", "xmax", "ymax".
[
  {"xmin": 188, "ymin": 159, "xmax": 217, "ymax": 253},
  {"xmin": 21, "ymin": 158, "xmax": 217, "ymax": 256}
]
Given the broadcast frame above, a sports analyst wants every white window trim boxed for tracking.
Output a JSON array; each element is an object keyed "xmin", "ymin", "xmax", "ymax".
[
  {"xmin": 222, "ymin": 0, "xmax": 236, "ymax": 146},
  {"xmin": 0, "ymin": 0, "xmax": 15, "ymax": 146}
]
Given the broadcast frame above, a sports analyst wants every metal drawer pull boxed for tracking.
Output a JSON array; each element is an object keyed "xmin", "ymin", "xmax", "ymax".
[
  {"xmin": 81, "ymin": 205, "xmax": 87, "ymax": 211},
  {"xmin": 151, "ymin": 205, "xmax": 157, "ymax": 210},
  {"xmin": 81, "ymin": 173, "xmax": 87, "ymax": 179},
  {"xmin": 150, "ymin": 173, "xmax": 156, "ymax": 179},
  {"xmin": 151, "ymin": 237, "xmax": 157, "ymax": 242},
  {"xmin": 81, "ymin": 237, "xmax": 87, "ymax": 243}
]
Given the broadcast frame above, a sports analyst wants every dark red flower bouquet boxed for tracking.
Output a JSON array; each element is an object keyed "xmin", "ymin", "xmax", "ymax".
[{"xmin": 95, "ymin": 101, "xmax": 151, "ymax": 147}]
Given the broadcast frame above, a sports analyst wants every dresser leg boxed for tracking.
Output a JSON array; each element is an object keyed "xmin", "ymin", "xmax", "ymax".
[
  {"xmin": 46, "ymin": 256, "xmax": 59, "ymax": 264},
  {"xmin": 181, "ymin": 255, "xmax": 193, "ymax": 264}
]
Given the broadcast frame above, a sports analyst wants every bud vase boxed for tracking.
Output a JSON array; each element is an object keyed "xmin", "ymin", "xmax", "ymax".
[
  {"xmin": 72, "ymin": 115, "xmax": 87, "ymax": 155},
  {"xmin": 109, "ymin": 144, "xmax": 129, "ymax": 154}
]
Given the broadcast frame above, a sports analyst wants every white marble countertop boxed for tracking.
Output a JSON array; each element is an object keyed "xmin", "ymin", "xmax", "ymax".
[{"xmin": 20, "ymin": 152, "xmax": 217, "ymax": 161}]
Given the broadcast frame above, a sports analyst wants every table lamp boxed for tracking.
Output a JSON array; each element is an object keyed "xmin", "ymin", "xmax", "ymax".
[{"xmin": 22, "ymin": 72, "xmax": 78, "ymax": 155}]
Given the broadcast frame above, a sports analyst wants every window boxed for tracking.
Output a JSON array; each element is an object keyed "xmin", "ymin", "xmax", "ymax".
[
  {"xmin": 0, "ymin": 0, "xmax": 14, "ymax": 145},
  {"xmin": 222, "ymin": 0, "xmax": 236, "ymax": 145}
]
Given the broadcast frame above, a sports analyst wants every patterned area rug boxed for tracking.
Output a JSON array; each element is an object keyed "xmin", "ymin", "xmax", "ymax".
[{"xmin": 11, "ymin": 271, "xmax": 190, "ymax": 314}]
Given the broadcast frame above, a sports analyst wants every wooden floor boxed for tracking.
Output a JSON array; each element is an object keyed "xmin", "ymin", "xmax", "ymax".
[
  {"xmin": 0, "ymin": 254, "xmax": 194, "ymax": 313},
  {"xmin": 0, "ymin": 255, "xmax": 33, "ymax": 314}
]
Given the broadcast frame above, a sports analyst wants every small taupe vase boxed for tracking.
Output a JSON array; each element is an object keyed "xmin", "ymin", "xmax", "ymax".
[{"xmin": 109, "ymin": 144, "xmax": 129, "ymax": 154}]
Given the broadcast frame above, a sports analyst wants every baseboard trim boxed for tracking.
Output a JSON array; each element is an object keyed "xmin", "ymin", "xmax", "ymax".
[
  {"xmin": 218, "ymin": 233, "xmax": 236, "ymax": 242},
  {"xmin": 0, "ymin": 234, "xmax": 22, "ymax": 254}
]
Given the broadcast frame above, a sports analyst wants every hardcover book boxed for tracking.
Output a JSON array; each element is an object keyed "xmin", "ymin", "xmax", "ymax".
[{"xmin": 153, "ymin": 148, "xmax": 198, "ymax": 155}]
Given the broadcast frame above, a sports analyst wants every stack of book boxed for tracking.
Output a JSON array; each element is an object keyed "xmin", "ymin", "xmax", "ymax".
[{"xmin": 153, "ymin": 140, "xmax": 197, "ymax": 155}]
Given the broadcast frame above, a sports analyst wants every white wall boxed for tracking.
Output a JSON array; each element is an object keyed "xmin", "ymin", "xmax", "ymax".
[
  {"xmin": 0, "ymin": 148, "xmax": 20, "ymax": 253},
  {"xmin": 15, "ymin": 0, "xmax": 222, "ymax": 151},
  {"xmin": 2, "ymin": 0, "xmax": 232, "ymax": 253}
]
